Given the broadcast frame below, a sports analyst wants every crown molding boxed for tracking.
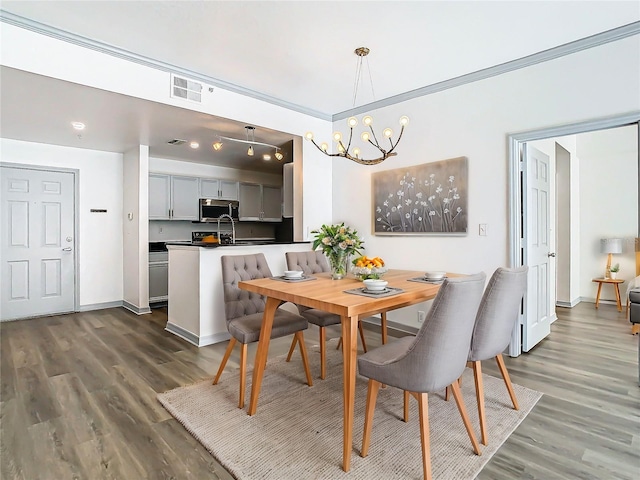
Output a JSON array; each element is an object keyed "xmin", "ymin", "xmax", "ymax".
[
  {"xmin": 2, "ymin": 10, "xmax": 638, "ymax": 123},
  {"xmin": 0, "ymin": 10, "xmax": 333, "ymax": 121},
  {"xmin": 333, "ymin": 21, "xmax": 640, "ymax": 121}
]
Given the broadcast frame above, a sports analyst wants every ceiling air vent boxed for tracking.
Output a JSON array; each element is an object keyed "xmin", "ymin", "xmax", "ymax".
[
  {"xmin": 167, "ymin": 139, "xmax": 187, "ymax": 145},
  {"xmin": 170, "ymin": 74, "xmax": 203, "ymax": 103}
]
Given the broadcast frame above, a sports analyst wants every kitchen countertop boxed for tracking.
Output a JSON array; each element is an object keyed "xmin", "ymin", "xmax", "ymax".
[{"xmin": 165, "ymin": 240, "xmax": 310, "ymax": 248}]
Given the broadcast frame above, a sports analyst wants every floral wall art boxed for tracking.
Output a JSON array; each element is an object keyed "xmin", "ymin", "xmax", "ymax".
[{"xmin": 372, "ymin": 157, "xmax": 468, "ymax": 235}]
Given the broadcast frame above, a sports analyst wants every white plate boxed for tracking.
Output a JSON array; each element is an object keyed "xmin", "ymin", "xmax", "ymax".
[{"xmin": 363, "ymin": 287, "xmax": 390, "ymax": 294}]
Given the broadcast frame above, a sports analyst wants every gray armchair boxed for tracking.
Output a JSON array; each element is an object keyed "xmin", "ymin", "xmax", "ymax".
[
  {"xmin": 213, "ymin": 253, "xmax": 313, "ymax": 408},
  {"xmin": 357, "ymin": 273, "xmax": 486, "ymax": 480},
  {"xmin": 285, "ymin": 250, "xmax": 370, "ymax": 379},
  {"xmin": 467, "ymin": 266, "xmax": 528, "ymax": 445}
]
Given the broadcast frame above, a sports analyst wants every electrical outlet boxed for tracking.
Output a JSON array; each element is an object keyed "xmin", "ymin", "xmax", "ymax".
[
  {"xmin": 417, "ymin": 310, "xmax": 426, "ymax": 323},
  {"xmin": 479, "ymin": 224, "xmax": 487, "ymax": 236}
]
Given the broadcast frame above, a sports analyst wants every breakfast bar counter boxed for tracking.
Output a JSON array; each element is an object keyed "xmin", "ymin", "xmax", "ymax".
[{"xmin": 165, "ymin": 241, "xmax": 312, "ymax": 346}]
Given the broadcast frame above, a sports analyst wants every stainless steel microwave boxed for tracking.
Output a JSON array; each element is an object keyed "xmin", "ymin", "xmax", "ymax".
[{"xmin": 199, "ymin": 199, "xmax": 239, "ymax": 222}]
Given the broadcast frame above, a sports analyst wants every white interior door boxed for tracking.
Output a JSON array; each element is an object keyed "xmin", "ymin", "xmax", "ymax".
[
  {"xmin": 523, "ymin": 145, "xmax": 555, "ymax": 351},
  {"xmin": 1, "ymin": 166, "xmax": 76, "ymax": 320}
]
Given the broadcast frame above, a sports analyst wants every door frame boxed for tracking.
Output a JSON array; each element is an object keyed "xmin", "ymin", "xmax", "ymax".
[
  {"xmin": 1, "ymin": 162, "xmax": 80, "ymax": 316},
  {"xmin": 507, "ymin": 111, "xmax": 640, "ymax": 356}
]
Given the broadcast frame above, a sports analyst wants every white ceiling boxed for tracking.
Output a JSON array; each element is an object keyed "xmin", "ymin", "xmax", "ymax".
[{"xmin": 1, "ymin": 1, "xmax": 638, "ymax": 171}]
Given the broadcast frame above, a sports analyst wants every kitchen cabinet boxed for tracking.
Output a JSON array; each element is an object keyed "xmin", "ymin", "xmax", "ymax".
[
  {"xmin": 149, "ymin": 251, "xmax": 168, "ymax": 303},
  {"xmin": 200, "ymin": 178, "xmax": 238, "ymax": 200},
  {"xmin": 238, "ymin": 183, "xmax": 282, "ymax": 222},
  {"xmin": 148, "ymin": 173, "xmax": 199, "ymax": 220}
]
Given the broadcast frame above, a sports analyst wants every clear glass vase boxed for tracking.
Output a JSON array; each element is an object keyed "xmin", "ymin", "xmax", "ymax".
[{"xmin": 328, "ymin": 252, "xmax": 350, "ymax": 280}]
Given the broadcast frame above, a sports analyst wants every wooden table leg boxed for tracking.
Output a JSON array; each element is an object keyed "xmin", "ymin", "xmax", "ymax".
[
  {"xmin": 341, "ymin": 314, "xmax": 358, "ymax": 472},
  {"xmin": 595, "ymin": 282, "xmax": 603, "ymax": 309},
  {"xmin": 381, "ymin": 312, "xmax": 388, "ymax": 345},
  {"xmin": 247, "ymin": 297, "xmax": 280, "ymax": 416},
  {"xmin": 614, "ymin": 284, "xmax": 622, "ymax": 312}
]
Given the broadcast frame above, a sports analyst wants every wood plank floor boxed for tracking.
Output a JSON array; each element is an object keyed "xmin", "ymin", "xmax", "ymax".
[{"xmin": 1, "ymin": 302, "xmax": 638, "ymax": 479}]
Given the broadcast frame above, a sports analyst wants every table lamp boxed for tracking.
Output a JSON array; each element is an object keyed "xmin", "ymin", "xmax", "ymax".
[{"xmin": 600, "ymin": 238, "xmax": 622, "ymax": 278}]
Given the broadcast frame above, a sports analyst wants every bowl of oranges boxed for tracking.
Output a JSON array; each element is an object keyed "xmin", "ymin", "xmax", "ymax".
[{"xmin": 351, "ymin": 256, "xmax": 388, "ymax": 281}]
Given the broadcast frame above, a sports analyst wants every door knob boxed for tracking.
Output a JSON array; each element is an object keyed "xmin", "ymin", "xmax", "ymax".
[
  {"xmin": 548, "ymin": 252, "xmax": 556, "ymax": 257},
  {"xmin": 62, "ymin": 247, "xmax": 72, "ymax": 251}
]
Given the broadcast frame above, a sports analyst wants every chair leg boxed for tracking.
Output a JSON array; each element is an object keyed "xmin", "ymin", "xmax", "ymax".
[
  {"xmin": 495, "ymin": 354, "xmax": 519, "ymax": 410},
  {"xmin": 359, "ymin": 322, "xmax": 368, "ymax": 353},
  {"xmin": 238, "ymin": 343, "xmax": 248, "ymax": 409},
  {"xmin": 416, "ymin": 392, "xmax": 432, "ymax": 480},
  {"xmin": 295, "ymin": 331, "xmax": 313, "ymax": 387},
  {"xmin": 361, "ymin": 379, "xmax": 381, "ymax": 458},
  {"xmin": 403, "ymin": 390, "xmax": 410, "ymax": 422},
  {"xmin": 471, "ymin": 360, "xmax": 488, "ymax": 445},
  {"xmin": 449, "ymin": 380, "xmax": 481, "ymax": 455},
  {"xmin": 319, "ymin": 327, "xmax": 327, "ymax": 380},
  {"xmin": 213, "ymin": 337, "xmax": 237, "ymax": 385},
  {"xmin": 286, "ymin": 334, "xmax": 298, "ymax": 362}
]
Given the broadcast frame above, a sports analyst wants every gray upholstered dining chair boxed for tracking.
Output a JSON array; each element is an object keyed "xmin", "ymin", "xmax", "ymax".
[
  {"xmin": 213, "ymin": 253, "xmax": 313, "ymax": 408},
  {"xmin": 467, "ymin": 266, "xmax": 528, "ymax": 446},
  {"xmin": 285, "ymin": 250, "xmax": 370, "ymax": 379},
  {"xmin": 358, "ymin": 273, "xmax": 486, "ymax": 480}
]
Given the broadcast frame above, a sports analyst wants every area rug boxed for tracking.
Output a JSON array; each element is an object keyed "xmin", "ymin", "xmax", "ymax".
[{"xmin": 158, "ymin": 340, "xmax": 541, "ymax": 480}]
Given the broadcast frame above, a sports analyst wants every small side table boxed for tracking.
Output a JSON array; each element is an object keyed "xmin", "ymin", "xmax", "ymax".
[{"xmin": 592, "ymin": 278, "xmax": 625, "ymax": 312}]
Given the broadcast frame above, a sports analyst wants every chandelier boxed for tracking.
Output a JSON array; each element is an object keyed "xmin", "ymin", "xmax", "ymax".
[
  {"xmin": 212, "ymin": 126, "xmax": 284, "ymax": 161},
  {"xmin": 305, "ymin": 47, "xmax": 409, "ymax": 166}
]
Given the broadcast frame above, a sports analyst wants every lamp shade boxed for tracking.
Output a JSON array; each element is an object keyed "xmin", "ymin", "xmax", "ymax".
[{"xmin": 600, "ymin": 238, "xmax": 623, "ymax": 254}]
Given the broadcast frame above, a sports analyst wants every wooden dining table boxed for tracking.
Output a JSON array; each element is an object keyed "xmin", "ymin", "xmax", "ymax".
[{"xmin": 238, "ymin": 269, "xmax": 445, "ymax": 472}]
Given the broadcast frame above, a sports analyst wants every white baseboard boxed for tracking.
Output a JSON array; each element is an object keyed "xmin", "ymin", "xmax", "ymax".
[
  {"xmin": 122, "ymin": 301, "xmax": 152, "ymax": 315},
  {"xmin": 79, "ymin": 300, "xmax": 123, "ymax": 312},
  {"xmin": 556, "ymin": 298, "xmax": 581, "ymax": 308},
  {"xmin": 165, "ymin": 322, "xmax": 231, "ymax": 347}
]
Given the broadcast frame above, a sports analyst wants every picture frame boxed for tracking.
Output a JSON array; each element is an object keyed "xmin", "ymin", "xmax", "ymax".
[{"xmin": 372, "ymin": 156, "xmax": 468, "ymax": 235}]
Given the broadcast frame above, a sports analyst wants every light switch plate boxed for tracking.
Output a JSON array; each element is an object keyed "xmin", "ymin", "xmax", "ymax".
[{"xmin": 479, "ymin": 224, "xmax": 487, "ymax": 236}]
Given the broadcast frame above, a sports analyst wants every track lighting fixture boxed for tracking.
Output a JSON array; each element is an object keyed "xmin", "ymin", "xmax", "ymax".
[{"xmin": 212, "ymin": 126, "xmax": 284, "ymax": 161}]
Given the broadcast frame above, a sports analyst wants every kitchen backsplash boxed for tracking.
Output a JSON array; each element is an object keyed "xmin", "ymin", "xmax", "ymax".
[{"xmin": 148, "ymin": 220, "xmax": 276, "ymax": 242}]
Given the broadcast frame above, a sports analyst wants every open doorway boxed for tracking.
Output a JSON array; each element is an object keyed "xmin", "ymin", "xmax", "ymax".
[{"xmin": 508, "ymin": 113, "xmax": 640, "ymax": 357}]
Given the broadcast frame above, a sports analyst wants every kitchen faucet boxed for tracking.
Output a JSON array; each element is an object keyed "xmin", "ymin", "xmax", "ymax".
[{"xmin": 217, "ymin": 214, "xmax": 236, "ymax": 245}]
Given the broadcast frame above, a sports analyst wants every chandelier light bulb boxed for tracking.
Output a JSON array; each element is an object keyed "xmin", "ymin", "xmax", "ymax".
[
  {"xmin": 362, "ymin": 116, "xmax": 373, "ymax": 126},
  {"xmin": 333, "ymin": 132, "xmax": 343, "ymax": 142},
  {"xmin": 399, "ymin": 116, "xmax": 410, "ymax": 127},
  {"xmin": 383, "ymin": 128, "xmax": 393, "ymax": 138},
  {"xmin": 247, "ymin": 145, "xmax": 254, "ymax": 156},
  {"xmin": 321, "ymin": 142, "xmax": 329, "ymax": 152},
  {"xmin": 305, "ymin": 131, "xmax": 314, "ymax": 141},
  {"xmin": 275, "ymin": 150, "xmax": 284, "ymax": 161},
  {"xmin": 212, "ymin": 142, "xmax": 223, "ymax": 150},
  {"xmin": 347, "ymin": 117, "xmax": 358, "ymax": 128},
  {"xmin": 353, "ymin": 147, "xmax": 360, "ymax": 158},
  {"xmin": 361, "ymin": 132, "xmax": 370, "ymax": 142},
  {"xmin": 337, "ymin": 143, "xmax": 345, "ymax": 153}
]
